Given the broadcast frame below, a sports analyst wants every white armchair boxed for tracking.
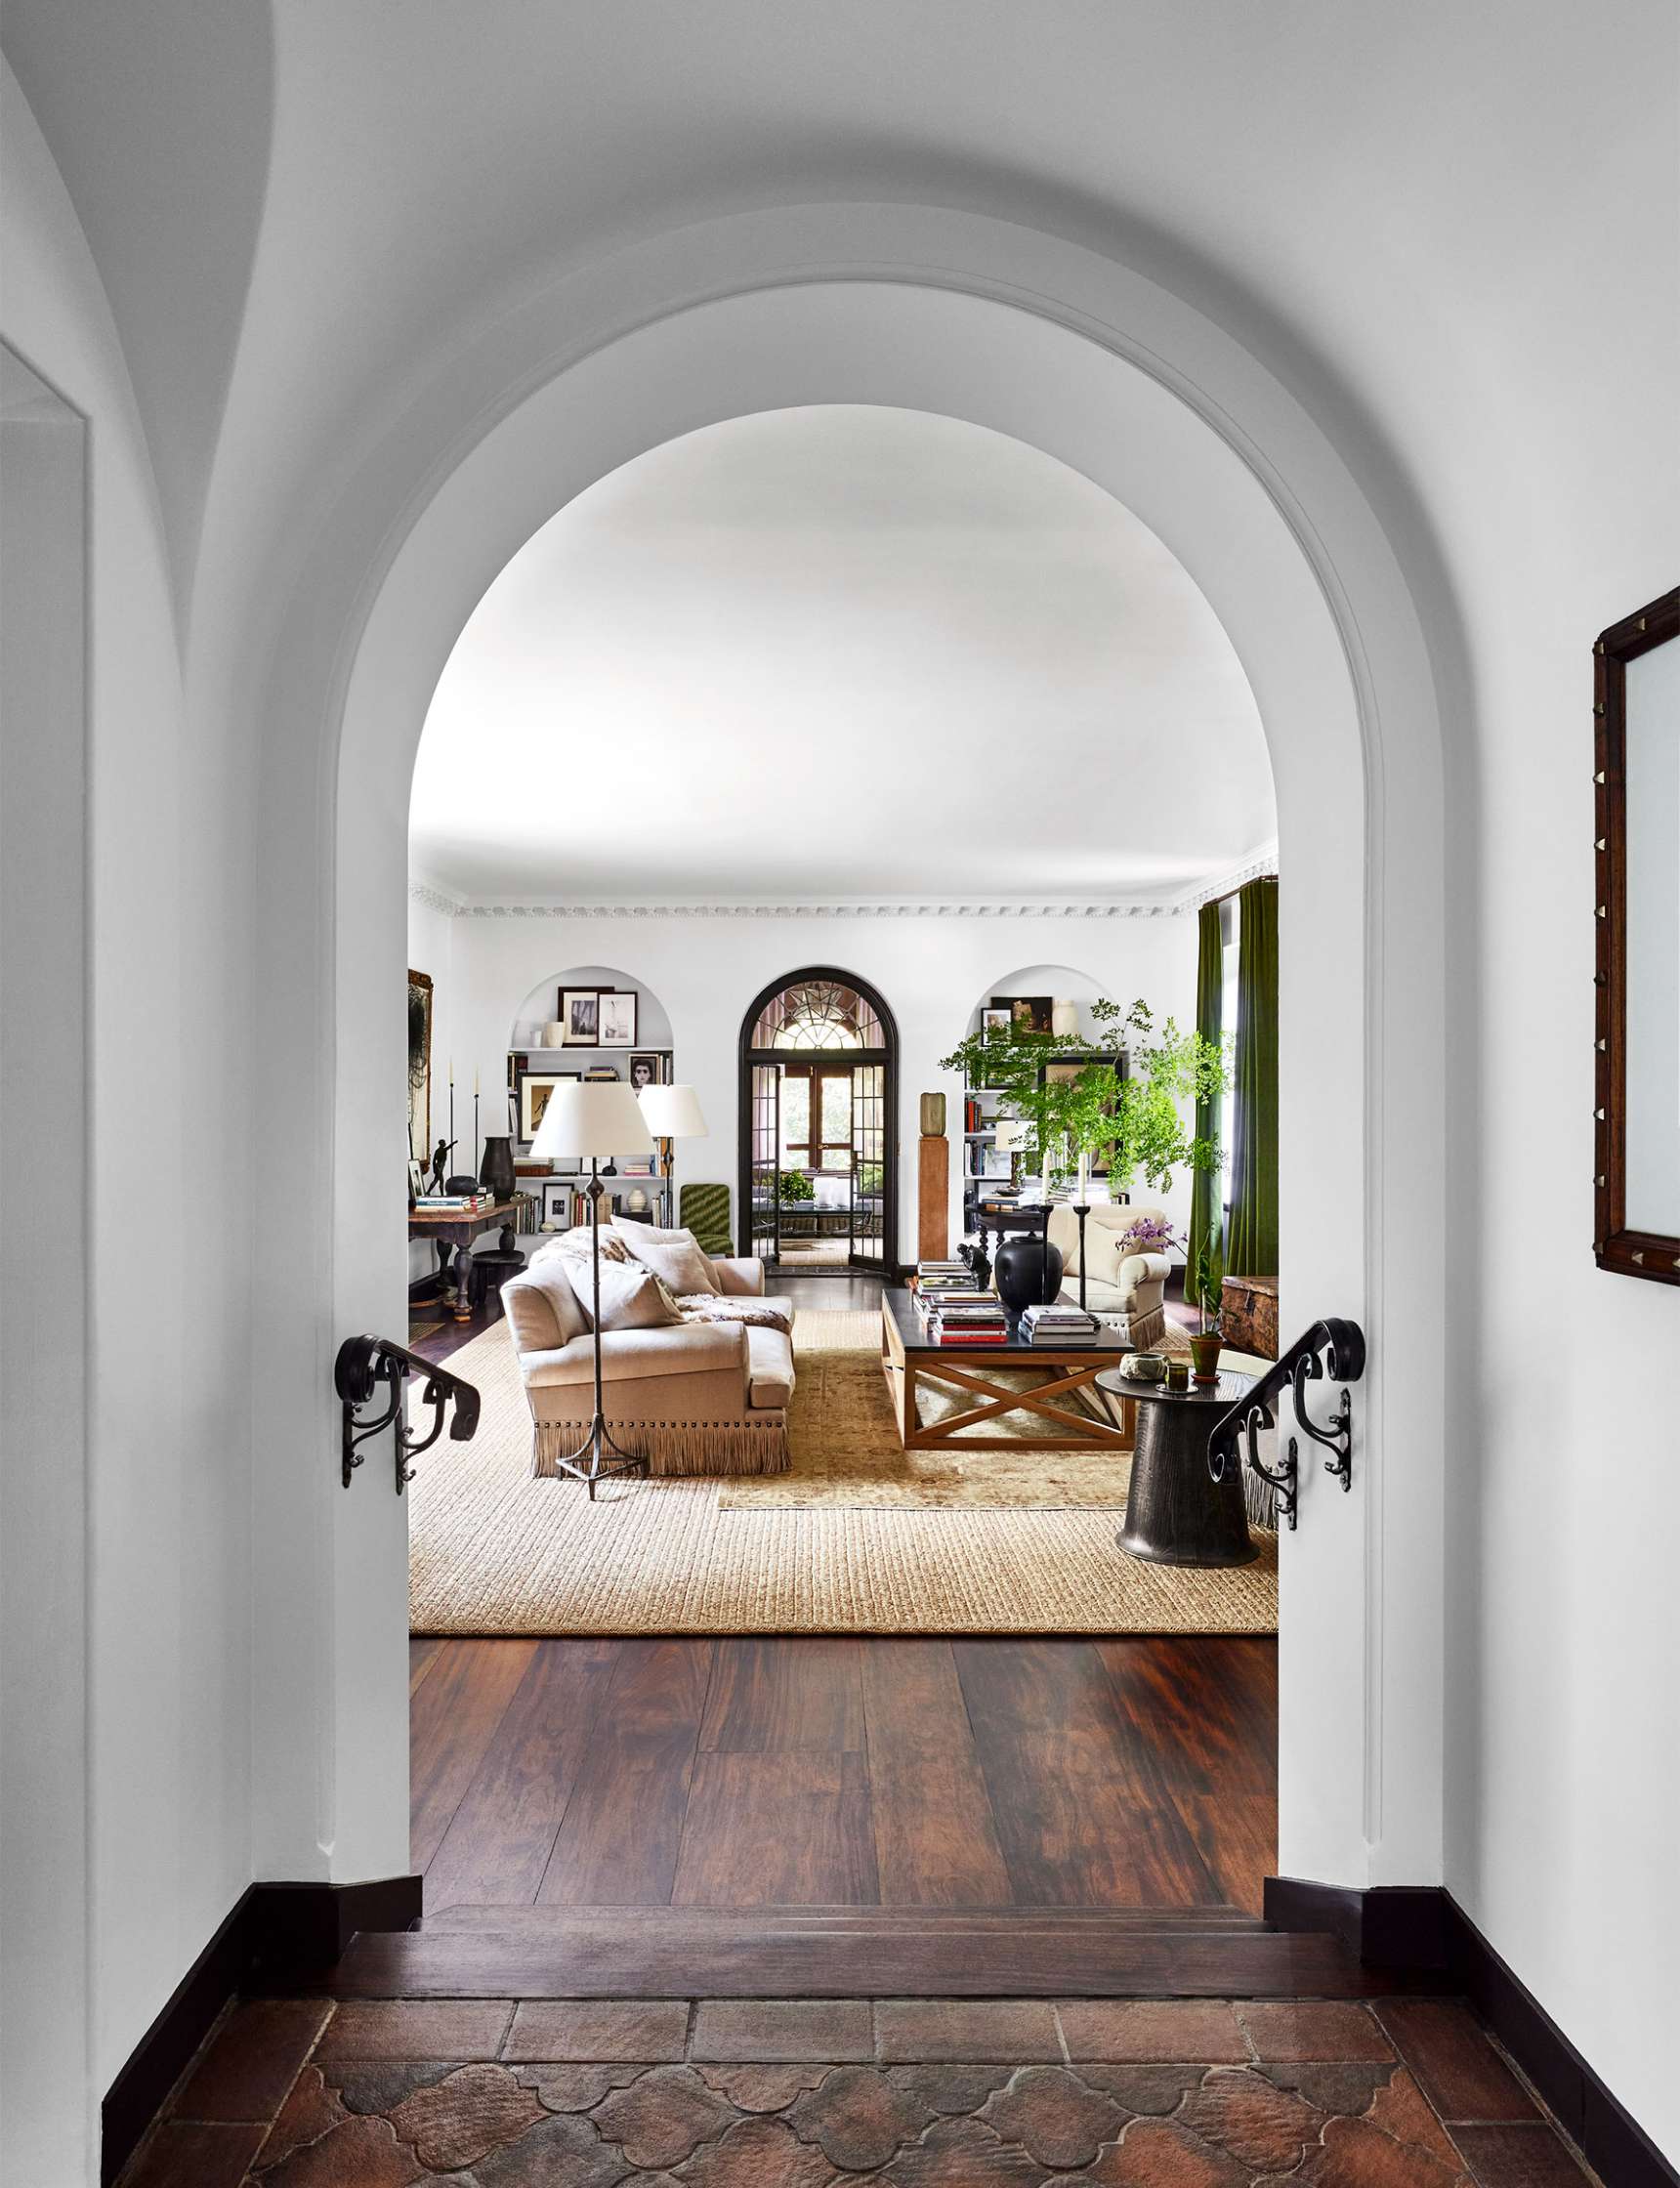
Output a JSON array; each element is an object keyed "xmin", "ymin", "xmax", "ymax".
[{"xmin": 1044, "ymin": 1203, "xmax": 1171, "ymax": 1349}]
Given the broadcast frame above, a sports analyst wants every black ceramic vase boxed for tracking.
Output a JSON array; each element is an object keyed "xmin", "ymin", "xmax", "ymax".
[
  {"xmin": 992, "ymin": 1236, "xmax": 1065, "ymax": 1313},
  {"xmin": 480, "ymin": 1135, "xmax": 516, "ymax": 1202}
]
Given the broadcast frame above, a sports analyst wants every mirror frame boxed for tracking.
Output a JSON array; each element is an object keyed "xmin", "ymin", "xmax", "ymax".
[{"xmin": 1594, "ymin": 584, "xmax": 1680, "ymax": 1285}]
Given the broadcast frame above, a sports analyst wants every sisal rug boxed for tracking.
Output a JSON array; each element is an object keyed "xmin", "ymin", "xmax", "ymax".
[
  {"xmin": 407, "ymin": 1312, "xmax": 1276, "ymax": 1637},
  {"xmin": 720, "ymin": 1308, "xmax": 1167, "ymax": 1510}
]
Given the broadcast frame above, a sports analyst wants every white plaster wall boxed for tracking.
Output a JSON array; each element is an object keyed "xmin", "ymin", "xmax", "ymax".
[
  {"xmin": 0, "ymin": 63, "xmax": 252, "ymax": 2166},
  {"xmin": 433, "ymin": 913, "xmax": 1199, "ymax": 1262},
  {"xmin": 1442, "ymin": 399, "xmax": 1680, "ymax": 2145}
]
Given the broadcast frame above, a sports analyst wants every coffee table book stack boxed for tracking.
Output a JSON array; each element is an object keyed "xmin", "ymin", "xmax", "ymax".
[
  {"xmin": 909, "ymin": 1259, "xmax": 1009, "ymax": 1345},
  {"xmin": 1020, "ymin": 1300, "xmax": 1100, "ymax": 1347}
]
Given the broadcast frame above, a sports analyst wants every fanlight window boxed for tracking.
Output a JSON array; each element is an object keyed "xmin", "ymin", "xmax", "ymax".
[{"xmin": 751, "ymin": 977, "xmax": 883, "ymax": 1051}]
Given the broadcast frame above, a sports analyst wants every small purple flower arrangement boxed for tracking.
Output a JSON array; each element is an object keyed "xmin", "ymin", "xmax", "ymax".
[{"xmin": 1117, "ymin": 1213, "xmax": 1178, "ymax": 1258}]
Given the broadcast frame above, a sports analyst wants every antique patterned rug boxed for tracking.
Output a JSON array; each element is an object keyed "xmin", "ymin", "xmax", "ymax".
[{"xmin": 407, "ymin": 1312, "xmax": 1276, "ymax": 1637}]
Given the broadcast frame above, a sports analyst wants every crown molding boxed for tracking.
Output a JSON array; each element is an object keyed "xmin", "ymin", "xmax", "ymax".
[
  {"xmin": 415, "ymin": 895, "xmax": 1192, "ymax": 921},
  {"xmin": 408, "ymin": 876, "xmax": 468, "ymax": 916},
  {"xmin": 1178, "ymin": 841, "xmax": 1280, "ymax": 911}
]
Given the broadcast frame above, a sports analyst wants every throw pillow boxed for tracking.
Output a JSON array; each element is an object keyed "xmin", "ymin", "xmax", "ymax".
[
  {"xmin": 533, "ymin": 1223, "xmax": 631, "ymax": 1265},
  {"xmin": 560, "ymin": 1254, "xmax": 684, "ymax": 1332},
  {"xmin": 521, "ymin": 1260, "xmax": 589, "ymax": 1346},
  {"xmin": 615, "ymin": 1226, "xmax": 719, "ymax": 1295}
]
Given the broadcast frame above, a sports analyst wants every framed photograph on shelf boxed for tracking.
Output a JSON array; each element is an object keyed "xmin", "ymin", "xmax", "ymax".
[
  {"xmin": 994, "ymin": 994, "xmax": 1052, "ymax": 1035},
  {"xmin": 539, "ymin": 1179, "xmax": 577, "ymax": 1230},
  {"xmin": 981, "ymin": 1006, "xmax": 1011, "ymax": 1040},
  {"xmin": 561, "ymin": 989, "xmax": 600, "ymax": 1044},
  {"xmin": 516, "ymin": 1070, "xmax": 569, "ymax": 1143},
  {"xmin": 627, "ymin": 1051, "xmax": 660, "ymax": 1091},
  {"xmin": 598, "ymin": 990, "xmax": 638, "ymax": 1046}
]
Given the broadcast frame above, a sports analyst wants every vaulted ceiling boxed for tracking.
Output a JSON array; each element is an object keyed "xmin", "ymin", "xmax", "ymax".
[
  {"xmin": 7, "ymin": 0, "xmax": 1668, "ymax": 669},
  {"xmin": 409, "ymin": 405, "xmax": 1274, "ymax": 902}
]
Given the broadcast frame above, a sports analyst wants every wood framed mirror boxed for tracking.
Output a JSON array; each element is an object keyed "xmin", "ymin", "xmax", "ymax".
[{"xmin": 1595, "ymin": 585, "xmax": 1680, "ymax": 1284}]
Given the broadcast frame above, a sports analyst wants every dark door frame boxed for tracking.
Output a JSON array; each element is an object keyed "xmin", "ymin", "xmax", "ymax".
[{"xmin": 737, "ymin": 965, "xmax": 900, "ymax": 1272}]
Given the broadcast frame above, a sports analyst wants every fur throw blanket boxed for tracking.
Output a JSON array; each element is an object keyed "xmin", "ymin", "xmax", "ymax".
[{"xmin": 678, "ymin": 1294, "xmax": 793, "ymax": 1336}]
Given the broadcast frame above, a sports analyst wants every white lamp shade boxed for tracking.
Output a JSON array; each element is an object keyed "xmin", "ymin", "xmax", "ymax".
[
  {"xmin": 638, "ymin": 1083, "xmax": 708, "ymax": 1139},
  {"xmin": 529, "ymin": 1080, "xmax": 653, "ymax": 1160}
]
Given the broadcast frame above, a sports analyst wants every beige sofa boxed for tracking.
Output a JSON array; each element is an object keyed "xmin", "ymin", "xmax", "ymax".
[
  {"xmin": 1044, "ymin": 1202, "xmax": 1171, "ymax": 1349},
  {"xmin": 499, "ymin": 1248, "xmax": 795, "ymax": 1477}
]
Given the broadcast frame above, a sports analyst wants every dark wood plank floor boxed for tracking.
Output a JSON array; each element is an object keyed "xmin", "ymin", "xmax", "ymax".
[{"xmin": 411, "ymin": 1633, "xmax": 1278, "ymax": 1917}]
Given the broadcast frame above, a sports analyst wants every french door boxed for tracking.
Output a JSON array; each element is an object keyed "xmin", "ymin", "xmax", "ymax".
[{"xmin": 737, "ymin": 968, "xmax": 900, "ymax": 1274}]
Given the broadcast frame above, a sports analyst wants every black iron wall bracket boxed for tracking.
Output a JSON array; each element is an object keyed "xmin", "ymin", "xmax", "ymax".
[
  {"xmin": 334, "ymin": 1334, "xmax": 481, "ymax": 1494},
  {"xmin": 1207, "ymin": 1318, "xmax": 1366, "ymax": 1532}
]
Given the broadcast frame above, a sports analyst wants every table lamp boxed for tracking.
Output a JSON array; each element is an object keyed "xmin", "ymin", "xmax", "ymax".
[
  {"xmin": 637, "ymin": 1083, "xmax": 708, "ymax": 1226},
  {"xmin": 529, "ymin": 1080, "xmax": 655, "ymax": 1495}
]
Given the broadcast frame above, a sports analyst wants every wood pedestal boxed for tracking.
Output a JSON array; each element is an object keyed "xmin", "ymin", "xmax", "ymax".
[{"xmin": 917, "ymin": 1135, "xmax": 949, "ymax": 1262}]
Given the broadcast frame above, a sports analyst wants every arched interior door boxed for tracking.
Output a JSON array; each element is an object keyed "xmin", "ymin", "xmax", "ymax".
[{"xmin": 739, "ymin": 970, "xmax": 898, "ymax": 1274}]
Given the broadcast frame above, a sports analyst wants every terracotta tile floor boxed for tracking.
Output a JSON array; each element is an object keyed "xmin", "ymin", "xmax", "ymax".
[{"xmin": 119, "ymin": 1993, "xmax": 1597, "ymax": 2185}]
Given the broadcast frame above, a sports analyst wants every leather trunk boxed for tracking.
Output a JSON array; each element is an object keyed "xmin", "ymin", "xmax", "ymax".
[{"xmin": 1220, "ymin": 1273, "xmax": 1279, "ymax": 1360}]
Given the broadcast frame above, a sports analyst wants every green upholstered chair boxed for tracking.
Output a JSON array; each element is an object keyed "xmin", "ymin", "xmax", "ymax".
[{"xmin": 680, "ymin": 1182, "xmax": 734, "ymax": 1258}]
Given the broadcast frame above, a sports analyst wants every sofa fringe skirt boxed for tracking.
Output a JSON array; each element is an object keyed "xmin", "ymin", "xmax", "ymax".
[{"xmin": 532, "ymin": 1418, "xmax": 790, "ymax": 1480}]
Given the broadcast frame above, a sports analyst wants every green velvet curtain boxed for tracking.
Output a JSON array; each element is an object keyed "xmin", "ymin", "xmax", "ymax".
[
  {"xmin": 1227, "ymin": 876, "xmax": 1279, "ymax": 1279},
  {"xmin": 1189, "ymin": 898, "xmax": 1224, "ymax": 1281}
]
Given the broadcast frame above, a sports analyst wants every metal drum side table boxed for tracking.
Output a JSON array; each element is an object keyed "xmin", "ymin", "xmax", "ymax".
[{"xmin": 1094, "ymin": 1367, "xmax": 1259, "ymax": 1568}]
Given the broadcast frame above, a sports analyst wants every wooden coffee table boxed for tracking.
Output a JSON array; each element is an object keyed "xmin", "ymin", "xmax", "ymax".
[{"xmin": 879, "ymin": 1287, "xmax": 1136, "ymax": 1451}]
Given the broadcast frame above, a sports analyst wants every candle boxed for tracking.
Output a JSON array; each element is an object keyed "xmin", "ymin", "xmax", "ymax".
[{"xmin": 475, "ymin": 1066, "xmax": 480, "ymax": 1096}]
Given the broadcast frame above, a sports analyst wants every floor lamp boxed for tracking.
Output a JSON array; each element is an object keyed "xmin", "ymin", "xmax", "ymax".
[
  {"xmin": 637, "ymin": 1083, "xmax": 708, "ymax": 1227},
  {"xmin": 528, "ymin": 1080, "xmax": 654, "ymax": 1497}
]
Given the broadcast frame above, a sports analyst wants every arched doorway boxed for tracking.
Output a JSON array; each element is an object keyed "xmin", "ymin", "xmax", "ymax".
[
  {"xmin": 248, "ymin": 216, "xmax": 1450, "ymax": 1903},
  {"xmin": 737, "ymin": 968, "xmax": 900, "ymax": 1274}
]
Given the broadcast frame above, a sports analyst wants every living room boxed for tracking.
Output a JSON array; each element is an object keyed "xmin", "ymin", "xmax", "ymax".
[{"xmin": 392, "ymin": 400, "xmax": 1291, "ymax": 1926}]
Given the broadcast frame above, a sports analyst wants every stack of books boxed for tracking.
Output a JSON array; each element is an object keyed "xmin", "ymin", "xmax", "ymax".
[
  {"xmin": 911, "ymin": 1258, "xmax": 972, "ymax": 1296},
  {"xmin": 924, "ymin": 1299, "xmax": 1010, "ymax": 1345},
  {"xmin": 916, "ymin": 1290, "xmax": 1010, "ymax": 1347},
  {"xmin": 412, "ymin": 1192, "xmax": 492, "ymax": 1212},
  {"xmin": 1019, "ymin": 1300, "xmax": 1101, "ymax": 1346}
]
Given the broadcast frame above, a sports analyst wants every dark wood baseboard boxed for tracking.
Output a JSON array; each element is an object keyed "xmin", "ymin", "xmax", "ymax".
[
  {"xmin": 101, "ymin": 1874, "xmax": 421, "ymax": 2186},
  {"xmin": 100, "ymin": 1889, "xmax": 254, "ymax": 2187},
  {"xmin": 1262, "ymin": 1876, "xmax": 1453, "ymax": 1969},
  {"xmin": 1266, "ymin": 1875, "xmax": 1677, "ymax": 2188}
]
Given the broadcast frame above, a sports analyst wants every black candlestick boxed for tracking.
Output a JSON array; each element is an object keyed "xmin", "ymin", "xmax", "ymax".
[{"xmin": 1073, "ymin": 1203, "xmax": 1092, "ymax": 1315}]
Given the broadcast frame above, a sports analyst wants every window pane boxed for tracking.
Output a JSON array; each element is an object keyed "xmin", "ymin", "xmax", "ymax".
[
  {"xmin": 779, "ymin": 1076, "xmax": 809, "ymax": 1166},
  {"xmin": 820, "ymin": 1074, "xmax": 852, "ymax": 1144}
]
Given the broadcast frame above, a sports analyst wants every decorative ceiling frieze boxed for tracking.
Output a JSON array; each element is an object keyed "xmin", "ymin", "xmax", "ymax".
[{"xmin": 407, "ymin": 882, "xmax": 1193, "ymax": 920}]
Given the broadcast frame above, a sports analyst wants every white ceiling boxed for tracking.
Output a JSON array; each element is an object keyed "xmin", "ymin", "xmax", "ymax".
[{"xmin": 408, "ymin": 405, "xmax": 1274, "ymax": 902}]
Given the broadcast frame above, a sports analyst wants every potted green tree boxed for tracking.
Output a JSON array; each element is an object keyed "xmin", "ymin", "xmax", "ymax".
[{"xmin": 941, "ymin": 998, "xmax": 1230, "ymax": 1305}]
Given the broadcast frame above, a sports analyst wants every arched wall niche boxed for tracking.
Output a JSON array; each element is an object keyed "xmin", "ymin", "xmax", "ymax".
[
  {"xmin": 508, "ymin": 962, "xmax": 675, "ymax": 1051},
  {"xmin": 246, "ymin": 212, "xmax": 1448, "ymax": 1916},
  {"xmin": 969, "ymin": 963, "xmax": 1115, "ymax": 1041}
]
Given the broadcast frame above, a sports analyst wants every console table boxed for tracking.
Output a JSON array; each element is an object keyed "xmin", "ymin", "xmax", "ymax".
[{"xmin": 407, "ymin": 1201, "xmax": 522, "ymax": 1323}]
